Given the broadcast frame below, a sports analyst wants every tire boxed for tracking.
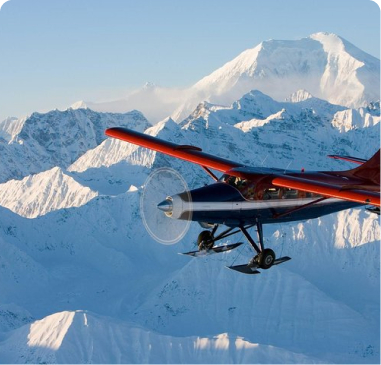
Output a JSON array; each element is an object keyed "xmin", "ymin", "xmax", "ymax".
[
  {"xmin": 259, "ymin": 248, "xmax": 275, "ymax": 269},
  {"xmin": 197, "ymin": 230, "xmax": 214, "ymax": 250}
]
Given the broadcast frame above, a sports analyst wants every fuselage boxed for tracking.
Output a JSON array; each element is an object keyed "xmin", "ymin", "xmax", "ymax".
[{"xmin": 158, "ymin": 172, "xmax": 363, "ymax": 226}]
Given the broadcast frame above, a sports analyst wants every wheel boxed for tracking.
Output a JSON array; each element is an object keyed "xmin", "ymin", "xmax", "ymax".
[
  {"xmin": 259, "ymin": 248, "xmax": 275, "ymax": 269},
  {"xmin": 197, "ymin": 230, "xmax": 214, "ymax": 250}
]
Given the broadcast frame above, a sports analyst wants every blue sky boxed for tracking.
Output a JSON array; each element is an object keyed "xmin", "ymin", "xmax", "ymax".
[{"xmin": 0, "ymin": 0, "xmax": 379, "ymax": 120}]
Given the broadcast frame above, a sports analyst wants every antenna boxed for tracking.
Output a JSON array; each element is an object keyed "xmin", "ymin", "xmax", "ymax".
[
  {"xmin": 283, "ymin": 159, "xmax": 293, "ymax": 174},
  {"xmin": 260, "ymin": 154, "xmax": 269, "ymax": 167}
]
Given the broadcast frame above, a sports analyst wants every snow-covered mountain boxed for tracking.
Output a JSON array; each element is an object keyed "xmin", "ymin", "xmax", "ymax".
[
  {"xmin": 0, "ymin": 108, "xmax": 150, "ymax": 183},
  {"xmin": 0, "ymin": 33, "xmax": 379, "ymax": 364},
  {"xmin": 0, "ymin": 167, "xmax": 98, "ymax": 218},
  {"xmin": 0, "ymin": 173, "xmax": 378, "ymax": 363},
  {"xmin": 173, "ymin": 32, "xmax": 380, "ymax": 121},
  {"xmin": 0, "ymin": 310, "xmax": 328, "ymax": 364},
  {"xmin": 71, "ymin": 33, "xmax": 379, "ymax": 124}
]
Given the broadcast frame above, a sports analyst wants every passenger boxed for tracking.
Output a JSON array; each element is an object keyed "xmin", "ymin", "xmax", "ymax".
[{"xmin": 263, "ymin": 190, "xmax": 271, "ymax": 200}]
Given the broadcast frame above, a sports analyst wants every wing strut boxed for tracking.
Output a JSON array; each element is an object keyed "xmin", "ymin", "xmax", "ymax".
[
  {"xmin": 273, "ymin": 197, "xmax": 328, "ymax": 219},
  {"xmin": 201, "ymin": 166, "xmax": 218, "ymax": 181}
]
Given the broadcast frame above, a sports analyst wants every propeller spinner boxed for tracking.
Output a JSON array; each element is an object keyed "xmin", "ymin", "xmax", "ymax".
[{"xmin": 140, "ymin": 167, "xmax": 192, "ymax": 245}]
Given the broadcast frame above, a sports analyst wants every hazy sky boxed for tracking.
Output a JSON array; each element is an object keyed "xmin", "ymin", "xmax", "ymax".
[{"xmin": 0, "ymin": 0, "xmax": 379, "ymax": 120}]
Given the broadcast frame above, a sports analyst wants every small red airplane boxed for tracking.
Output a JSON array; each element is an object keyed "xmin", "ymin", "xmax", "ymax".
[{"xmin": 105, "ymin": 127, "xmax": 380, "ymax": 274}]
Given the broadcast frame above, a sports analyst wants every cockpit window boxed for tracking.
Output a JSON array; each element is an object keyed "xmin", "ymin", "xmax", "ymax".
[
  {"xmin": 219, "ymin": 174, "xmax": 255, "ymax": 199},
  {"xmin": 220, "ymin": 174, "xmax": 322, "ymax": 201},
  {"xmin": 220, "ymin": 175, "xmax": 247, "ymax": 188},
  {"xmin": 263, "ymin": 187, "xmax": 281, "ymax": 200}
]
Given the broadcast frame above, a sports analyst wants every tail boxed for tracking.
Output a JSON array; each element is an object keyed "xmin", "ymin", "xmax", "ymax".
[{"xmin": 348, "ymin": 149, "xmax": 380, "ymax": 187}]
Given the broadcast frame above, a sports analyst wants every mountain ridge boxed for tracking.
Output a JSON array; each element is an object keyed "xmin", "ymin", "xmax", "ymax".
[
  {"xmin": 0, "ymin": 32, "xmax": 379, "ymax": 364},
  {"xmin": 0, "ymin": 108, "xmax": 151, "ymax": 183},
  {"xmin": 173, "ymin": 32, "xmax": 380, "ymax": 120},
  {"xmin": 60, "ymin": 32, "xmax": 380, "ymax": 123}
]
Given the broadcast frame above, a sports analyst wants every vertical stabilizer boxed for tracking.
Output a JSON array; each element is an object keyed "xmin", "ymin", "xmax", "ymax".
[{"xmin": 348, "ymin": 150, "xmax": 380, "ymax": 186}]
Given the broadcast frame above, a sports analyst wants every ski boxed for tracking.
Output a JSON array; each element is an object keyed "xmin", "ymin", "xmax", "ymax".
[
  {"xmin": 226, "ymin": 264, "xmax": 261, "ymax": 274},
  {"xmin": 228, "ymin": 256, "xmax": 291, "ymax": 274},
  {"xmin": 180, "ymin": 242, "xmax": 243, "ymax": 257}
]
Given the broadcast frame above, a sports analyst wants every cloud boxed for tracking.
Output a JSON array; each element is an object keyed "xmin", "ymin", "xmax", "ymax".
[{"xmin": 0, "ymin": 0, "xmax": 10, "ymax": 11}]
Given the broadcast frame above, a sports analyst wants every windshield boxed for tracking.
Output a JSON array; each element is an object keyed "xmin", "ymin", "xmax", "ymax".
[{"xmin": 219, "ymin": 174, "xmax": 255, "ymax": 199}]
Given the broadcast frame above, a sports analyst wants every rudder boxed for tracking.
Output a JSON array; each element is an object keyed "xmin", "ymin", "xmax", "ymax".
[{"xmin": 349, "ymin": 149, "xmax": 380, "ymax": 186}]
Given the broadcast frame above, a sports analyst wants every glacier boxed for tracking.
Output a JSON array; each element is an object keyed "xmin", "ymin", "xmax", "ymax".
[{"xmin": 0, "ymin": 33, "xmax": 380, "ymax": 364}]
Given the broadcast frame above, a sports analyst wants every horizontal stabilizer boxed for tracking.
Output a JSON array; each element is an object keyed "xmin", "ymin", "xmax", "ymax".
[
  {"xmin": 328, "ymin": 155, "xmax": 366, "ymax": 165},
  {"xmin": 366, "ymin": 207, "xmax": 380, "ymax": 215}
]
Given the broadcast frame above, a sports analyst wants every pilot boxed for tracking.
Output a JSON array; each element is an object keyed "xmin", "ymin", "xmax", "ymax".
[
  {"xmin": 256, "ymin": 189, "xmax": 264, "ymax": 200},
  {"xmin": 227, "ymin": 176, "xmax": 236, "ymax": 186}
]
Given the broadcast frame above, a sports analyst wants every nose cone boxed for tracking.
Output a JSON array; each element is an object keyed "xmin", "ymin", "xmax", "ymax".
[
  {"xmin": 157, "ymin": 199, "xmax": 173, "ymax": 213},
  {"xmin": 157, "ymin": 193, "xmax": 191, "ymax": 220}
]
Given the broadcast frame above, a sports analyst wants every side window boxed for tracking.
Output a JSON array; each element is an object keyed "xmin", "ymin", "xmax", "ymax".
[
  {"xmin": 282, "ymin": 188, "xmax": 298, "ymax": 199},
  {"xmin": 263, "ymin": 188, "xmax": 281, "ymax": 200},
  {"xmin": 220, "ymin": 174, "xmax": 324, "ymax": 201},
  {"xmin": 241, "ymin": 181, "xmax": 256, "ymax": 200}
]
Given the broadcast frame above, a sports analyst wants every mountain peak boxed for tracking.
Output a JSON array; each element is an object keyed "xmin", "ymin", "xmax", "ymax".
[
  {"xmin": 310, "ymin": 31, "xmax": 343, "ymax": 41},
  {"xmin": 172, "ymin": 33, "xmax": 379, "ymax": 121},
  {"xmin": 70, "ymin": 100, "xmax": 89, "ymax": 110},
  {"xmin": 310, "ymin": 32, "xmax": 354, "ymax": 56},
  {"xmin": 285, "ymin": 89, "xmax": 314, "ymax": 103},
  {"xmin": 143, "ymin": 81, "xmax": 157, "ymax": 89},
  {"xmin": 0, "ymin": 167, "xmax": 98, "ymax": 218}
]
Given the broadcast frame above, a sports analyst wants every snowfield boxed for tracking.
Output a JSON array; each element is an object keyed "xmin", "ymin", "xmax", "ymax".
[{"xmin": 0, "ymin": 33, "xmax": 379, "ymax": 364}]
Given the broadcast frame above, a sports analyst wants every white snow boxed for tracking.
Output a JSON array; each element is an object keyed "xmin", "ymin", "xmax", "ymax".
[
  {"xmin": 234, "ymin": 109, "xmax": 288, "ymax": 131},
  {"xmin": 0, "ymin": 167, "xmax": 98, "ymax": 218},
  {"xmin": 0, "ymin": 310, "xmax": 326, "ymax": 363},
  {"xmin": 68, "ymin": 33, "xmax": 379, "ymax": 124},
  {"xmin": 0, "ymin": 108, "xmax": 151, "ymax": 183},
  {"xmin": 285, "ymin": 89, "xmax": 313, "ymax": 103},
  {"xmin": 172, "ymin": 32, "xmax": 380, "ymax": 121},
  {"xmin": 70, "ymin": 101, "xmax": 89, "ymax": 110},
  {"xmin": 0, "ymin": 115, "xmax": 27, "ymax": 142},
  {"xmin": 0, "ymin": 32, "xmax": 379, "ymax": 364}
]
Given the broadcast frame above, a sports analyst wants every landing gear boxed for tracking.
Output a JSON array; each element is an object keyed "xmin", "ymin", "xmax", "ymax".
[
  {"xmin": 197, "ymin": 230, "xmax": 214, "ymax": 250},
  {"xmin": 182, "ymin": 225, "xmax": 243, "ymax": 257},
  {"xmin": 240, "ymin": 223, "xmax": 277, "ymax": 270},
  {"xmin": 183, "ymin": 220, "xmax": 291, "ymax": 274},
  {"xmin": 256, "ymin": 248, "xmax": 276, "ymax": 270},
  {"xmin": 229, "ymin": 220, "xmax": 291, "ymax": 274},
  {"xmin": 197, "ymin": 224, "xmax": 221, "ymax": 250}
]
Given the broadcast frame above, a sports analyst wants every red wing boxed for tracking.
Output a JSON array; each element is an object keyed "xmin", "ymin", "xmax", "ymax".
[
  {"xmin": 105, "ymin": 127, "xmax": 242, "ymax": 172},
  {"xmin": 272, "ymin": 175, "xmax": 380, "ymax": 207}
]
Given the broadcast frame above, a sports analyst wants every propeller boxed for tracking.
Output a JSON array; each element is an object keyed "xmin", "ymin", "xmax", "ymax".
[{"xmin": 140, "ymin": 167, "xmax": 192, "ymax": 245}]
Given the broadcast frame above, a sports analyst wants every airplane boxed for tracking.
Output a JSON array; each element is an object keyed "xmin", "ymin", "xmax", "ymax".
[{"xmin": 105, "ymin": 127, "xmax": 380, "ymax": 274}]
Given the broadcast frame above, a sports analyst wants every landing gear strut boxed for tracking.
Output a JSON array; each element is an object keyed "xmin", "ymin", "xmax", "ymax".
[
  {"xmin": 182, "ymin": 225, "xmax": 244, "ymax": 257},
  {"xmin": 240, "ymin": 222, "xmax": 276, "ymax": 270},
  {"xmin": 229, "ymin": 220, "xmax": 291, "ymax": 274}
]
